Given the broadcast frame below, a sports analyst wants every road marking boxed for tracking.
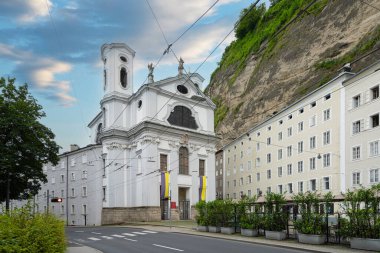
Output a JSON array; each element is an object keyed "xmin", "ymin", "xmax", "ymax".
[
  {"xmin": 88, "ymin": 237, "xmax": 101, "ymax": 241},
  {"xmin": 122, "ymin": 233, "xmax": 137, "ymax": 237},
  {"xmin": 111, "ymin": 234, "xmax": 125, "ymax": 238},
  {"xmin": 153, "ymin": 244, "xmax": 184, "ymax": 252},
  {"xmin": 75, "ymin": 239, "xmax": 86, "ymax": 243},
  {"xmin": 132, "ymin": 232, "xmax": 147, "ymax": 235},
  {"xmin": 142, "ymin": 230, "xmax": 158, "ymax": 234},
  {"xmin": 101, "ymin": 236, "xmax": 113, "ymax": 240},
  {"xmin": 124, "ymin": 238, "xmax": 137, "ymax": 242},
  {"xmin": 75, "ymin": 231, "xmax": 84, "ymax": 233},
  {"xmin": 91, "ymin": 232, "xmax": 102, "ymax": 235}
]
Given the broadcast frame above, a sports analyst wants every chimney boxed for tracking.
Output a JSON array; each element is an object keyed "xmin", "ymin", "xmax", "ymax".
[{"xmin": 70, "ymin": 144, "xmax": 80, "ymax": 151}]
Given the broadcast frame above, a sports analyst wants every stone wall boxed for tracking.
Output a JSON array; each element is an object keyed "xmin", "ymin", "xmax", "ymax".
[{"xmin": 101, "ymin": 206, "xmax": 161, "ymax": 225}]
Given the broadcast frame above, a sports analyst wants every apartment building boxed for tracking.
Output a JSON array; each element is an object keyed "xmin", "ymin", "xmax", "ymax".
[
  {"xmin": 224, "ymin": 70, "xmax": 354, "ymax": 200},
  {"xmin": 215, "ymin": 150, "xmax": 223, "ymax": 199},
  {"xmin": 344, "ymin": 61, "xmax": 380, "ymax": 189}
]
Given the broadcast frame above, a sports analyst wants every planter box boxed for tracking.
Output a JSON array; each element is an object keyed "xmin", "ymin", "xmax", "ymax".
[
  {"xmin": 197, "ymin": 225, "xmax": 208, "ymax": 232},
  {"xmin": 208, "ymin": 226, "xmax": 221, "ymax": 233},
  {"xmin": 221, "ymin": 227, "xmax": 235, "ymax": 234},
  {"xmin": 351, "ymin": 237, "xmax": 380, "ymax": 251},
  {"xmin": 265, "ymin": 230, "xmax": 286, "ymax": 240},
  {"xmin": 298, "ymin": 233, "xmax": 325, "ymax": 245},
  {"xmin": 241, "ymin": 228, "xmax": 258, "ymax": 237}
]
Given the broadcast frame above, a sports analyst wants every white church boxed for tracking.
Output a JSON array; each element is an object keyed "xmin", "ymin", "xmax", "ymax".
[{"xmin": 31, "ymin": 43, "xmax": 218, "ymax": 225}]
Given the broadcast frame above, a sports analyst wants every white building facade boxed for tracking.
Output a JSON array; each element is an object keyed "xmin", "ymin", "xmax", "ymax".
[
  {"xmin": 344, "ymin": 62, "xmax": 380, "ymax": 189},
  {"xmin": 33, "ymin": 43, "xmax": 217, "ymax": 225}
]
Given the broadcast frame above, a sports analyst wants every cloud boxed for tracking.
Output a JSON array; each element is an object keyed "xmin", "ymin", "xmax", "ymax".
[
  {"xmin": 0, "ymin": 0, "xmax": 52, "ymax": 23},
  {"xmin": 0, "ymin": 43, "xmax": 75, "ymax": 106}
]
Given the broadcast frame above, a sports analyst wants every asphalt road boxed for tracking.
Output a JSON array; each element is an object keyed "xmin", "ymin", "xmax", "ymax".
[{"xmin": 66, "ymin": 227, "xmax": 310, "ymax": 253}]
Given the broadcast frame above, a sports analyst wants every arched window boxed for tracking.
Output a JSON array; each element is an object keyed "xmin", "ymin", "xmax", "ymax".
[
  {"xmin": 96, "ymin": 123, "xmax": 102, "ymax": 144},
  {"xmin": 102, "ymin": 107, "xmax": 106, "ymax": 127},
  {"xmin": 179, "ymin": 147, "xmax": 189, "ymax": 175},
  {"xmin": 103, "ymin": 69, "xmax": 107, "ymax": 90},
  {"xmin": 120, "ymin": 67, "xmax": 127, "ymax": 88},
  {"xmin": 167, "ymin": 106, "xmax": 198, "ymax": 130}
]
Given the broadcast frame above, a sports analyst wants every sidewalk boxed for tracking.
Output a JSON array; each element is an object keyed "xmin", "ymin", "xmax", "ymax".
[
  {"xmin": 122, "ymin": 221, "xmax": 371, "ymax": 253},
  {"xmin": 66, "ymin": 243, "xmax": 102, "ymax": 253}
]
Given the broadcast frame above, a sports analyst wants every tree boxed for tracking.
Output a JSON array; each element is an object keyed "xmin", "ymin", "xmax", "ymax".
[{"xmin": 0, "ymin": 77, "xmax": 60, "ymax": 211}]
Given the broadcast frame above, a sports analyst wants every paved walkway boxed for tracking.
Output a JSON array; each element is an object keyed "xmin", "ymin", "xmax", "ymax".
[{"xmin": 66, "ymin": 242, "xmax": 102, "ymax": 253}]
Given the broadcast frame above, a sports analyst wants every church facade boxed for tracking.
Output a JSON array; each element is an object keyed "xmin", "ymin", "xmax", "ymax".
[{"xmin": 32, "ymin": 43, "xmax": 218, "ymax": 225}]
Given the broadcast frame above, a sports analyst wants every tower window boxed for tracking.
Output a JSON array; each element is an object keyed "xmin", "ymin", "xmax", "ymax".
[
  {"xmin": 120, "ymin": 67, "xmax": 127, "ymax": 88},
  {"xmin": 103, "ymin": 69, "xmax": 107, "ymax": 90},
  {"xmin": 120, "ymin": 56, "xmax": 127, "ymax": 62},
  {"xmin": 138, "ymin": 100, "xmax": 142, "ymax": 109}
]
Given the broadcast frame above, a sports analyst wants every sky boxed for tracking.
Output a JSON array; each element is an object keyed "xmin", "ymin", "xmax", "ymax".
[{"xmin": 0, "ymin": 0, "xmax": 269, "ymax": 152}]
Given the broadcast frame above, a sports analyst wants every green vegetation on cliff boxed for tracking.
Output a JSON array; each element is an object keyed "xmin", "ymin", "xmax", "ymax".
[{"xmin": 209, "ymin": 0, "xmax": 328, "ymax": 85}]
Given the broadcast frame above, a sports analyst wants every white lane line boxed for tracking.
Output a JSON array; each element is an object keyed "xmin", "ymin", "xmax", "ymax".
[
  {"xmin": 132, "ymin": 232, "xmax": 147, "ymax": 235},
  {"xmin": 124, "ymin": 238, "xmax": 138, "ymax": 242},
  {"xmin": 88, "ymin": 237, "xmax": 101, "ymax": 241},
  {"xmin": 91, "ymin": 232, "xmax": 102, "ymax": 235},
  {"xmin": 101, "ymin": 236, "xmax": 113, "ymax": 240},
  {"xmin": 153, "ymin": 244, "xmax": 184, "ymax": 252},
  {"xmin": 142, "ymin": 230, "xmax": 158, "ymax": 234},
  {"xmin": 111, "ymin": 234, "xmax": 125, "ymax": 238},
  {"xmin": 75, "ymin": 239, "xmax": 86, "ymax": 243},
  {"xmin": 122, "ymin": 233, "xmax": 137, "ymax": 237}
]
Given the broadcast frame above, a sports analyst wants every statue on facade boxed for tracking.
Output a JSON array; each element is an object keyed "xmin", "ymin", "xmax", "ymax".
[
  {"xmin": 178, "ymin": 57, "xmax": 184, "ymax": 76},
  {"xmin": 148, "ymin": 62, "xmax": 154, "ymax": 83}
]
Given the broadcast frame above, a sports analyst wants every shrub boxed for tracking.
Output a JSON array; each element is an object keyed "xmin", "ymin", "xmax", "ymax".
[
  {"xmin": 206, "ymin": 200, "xmax": 224, "ymax": 227},
  {"xmin": 340, "ymin": 184, "xmax": 380, "ymax": 239},
  {"xmin": 0, "ymin": 203, "xmax": 66, "ymax": 253},
  {"xmin": 238, "ymin": 197, "xmax": 261, "ymax": 230},
  {"xmin": 219, "ymin": 199, "xmax": 235, "ymax": 227},
  {"xmin": 195, "ymin": 201, "xmax": 208, "ymax": 226},
  {"xmin": 263, "ymin": 192, "xmax": 287, "ymax": 231}
]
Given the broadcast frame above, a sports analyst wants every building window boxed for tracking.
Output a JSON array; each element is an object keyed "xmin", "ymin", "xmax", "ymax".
[
  {"xmin": 278, "ymin": 132, "xmax": 282, "ymax": 141},
  {"xmin": 256, "ymin": 158, "xmax": 261, "ymax": 167},
  {"xmin": 323, "ymin": 154, "xmax": 331, "ymax": 167},
  {"xmin": 287, "ymin": 146, "xmax": 292, "ymax": 157},
  {"xmin": 240, "ymin": 177, "xmax": 244, "ymax": 186},
  {"xmin": 234, "ymin": 154, "xmax": 236, "ymax": 161},
  {"xmin": 61, "ymin": 161, "xmax": 65, "ymax": 169},
  {"xmin": 268, "ymin": 126, "xmax": 272, "ymax": 131},
  {"xmin": 267, "ymin": 137, "xmax": 271, "ymax": 145},
  {"xmin": 323, "ymin": 109, "xmax": 331, "ymax": 121},
  {"xmin": 298, "ymin": 161, "xmax": 303, "ymax": 173},
  {"xmin": 61, "ymin": 205, "xmax": 65, "ymax": 214},
  {"xmin": 82, "ymin": 186, "xmax": 87, "ymax": 197},
  {"xmin": 256, "ymin": 173, "xmax": 260, "ymax": 182},
  {"xmin": 323, "ymin": 131, "xmax": 330, "ymax": 145},
  {"xmin": 310, "ymin": 115, "xmax": 316, "ymax": 127},
  {"xmin": 310, "ymin": 179, "xmax": 317, "ymax": 191},
  {"xmin": 82, "ymin": 170, "xmax": 88, "ymax": 179},
  {"xmin": 371, "ymin": 113, "xmax": 379, "ymax": 128},
  {"xmin": 168, "ymin": 106, "xmax": 198, "ymax": 129},
  {"xmin": 323, "ymin": 177, "xmax": 330, "ymax": 190},
  {"xmin": 51, "ymin": 190, "xmax": 55, "ymax": 198},
  {"xmin": 324, "ymin": 94, "xmax": 331, "ymax": 100},
  {"xmin": 256, "ymin": 143, "xmax": 260, "ymax": 151},
  {"xmin": 310, "ymin": 157, "xmax": 316, "ymax": 170},
  {"xmin": 71, "ymin": 172, "xmax": 76, "ymax": 181},
  {"xmin": 288, "ymin": 183, "xmax": 293, "ymax": 193},
  {"xmin": 83, "ymin": 205, "xmax": 87, "ymax": 215},
  {"xmin": 248, "ymin": 175, "xmax": 252, "ymax": 184},
  {"xmin": 278, "ymin": 166, "xmax": 283, "ymax": 177},
  {"xmin": 51, "ymin": 177, "xmax": 55, "ymax": 184},
  {"xmin": 287, "ymin": 164, "xmax": 292, "ymax": 175},
  {"xmin": 240, "ymin": 151, "xmax": 243, "ymax": 158},
  {"xmin": 267, "ymin": 153, "xmax": 271, "ymax": 163},
  {"xmin": 71, "ymin": 158, "xmax": 75, "ymax": 167},
  {"xmin": 299, "ymin": 108, "xmax": 304, "ymax": 114},
  {"xmin": 247, "ymin": 160, "xmax": 252, "ymax": 170},
  {"xmin": 102, "ymin": 186, "xmax": 106, "ymax": 201},
  {"xmin": 179, "ymin": 147, "xmax": 189, "ymax": 175},
  {"xmin": 370, "ymin": 169, "xmax": 379, "ymax": 183},
  {"xmin": 257, "ymin": 188, "xmax": 261, "ymax": 196},
  {"xmin": 248, "ymin": 190, "xmax": 252, "ymax": 197},
  {"xmin": 278, "ymin": 185, "xmax": 283, "ymax": 194},
  {"xmin": 199, "ymin": 159, "xmax": 205, "ymax": 176},
  {"xmin": 233, "ymin": 180, "xmax": 236, "ymax": 187},
  {"xmin": 160, "ymin": 154, "xmax": 168, "ymax": 171},
  {"xmin": 353, "ymin": 172, "xmax": 360, "ymax": 186},
  {"xmin": 371, "ymin": 85, "xmax": 379, "ymax": 100},
  {"xmin": 102, "ymin": 158, "xmax": 106, "ymax": 177},
  {"xmin": 298, "ymin": 122, "xmax": 304, "ymax": 132},
  {"xmin": 298, "ymin": 181, "xmax": 304, "ymax": 193},
  {"xmin": 352, "ymin": 95, "xmax": 361, "ymax": 108},
  {"xmin": 82, "ymin": 154, "xmax": 87, "ymax": 164},
  {"xmin": 370, "ymin": 141, "xmax": 379, "ymax": 157},
  {"xmin": 279, "ymin": 120, "xmax": 283, "ymax": 125},
  {"xmin": 233, "ymin": 166, "xmax": 236, "ymax": 174},
  {"xmin": 240, "ymin": 164, "xmax": 243, "ymax": 172},
  {"xmin": 267, "ymin": 187, "xmax": 272, "ymax": 193},
  {"xmin": 310, "ymin": 136, "xmax": 316, "ymax": 149},
  {"xmin": 71, "ymin": 205, "xmax": 75, "ymax": 214},
  {"xmin": 298, "ymin": 141, "xmax": 303, "ymax": 153},
  {"xmin": 267, "ymin": 170, "xmax": 271, "ymax": 179},
  {"xmin": 120, "ymin": 67, "xmax": 127, "ymax": 88},
  {"xmin": 352, "ymin": 120, "xmax": 362, "ymax": 134},
  {"xmin": 352, "ymin": 146, "xmax": 360, "ymax": 160},
  {"xmin": 137, "ymin": 155, "xmax": 142, "ymax": 174},
  {"xmin": 310, "ymin": 101, "xmax": 316, "ymax": 108},
  {"xmin": 287, "ymin": 127, "xmax": 292, "ymax": 137},
  {"xmin": 71, "ymin": 188, "xmax": 75, "ymax": 197},
  {"xmin": 61, "ymin": 190, "xmax": 64, "ymax": 198},
  {"xmin": 278, "ymin": 149, "xmax": 283, "ymax": 160}
]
